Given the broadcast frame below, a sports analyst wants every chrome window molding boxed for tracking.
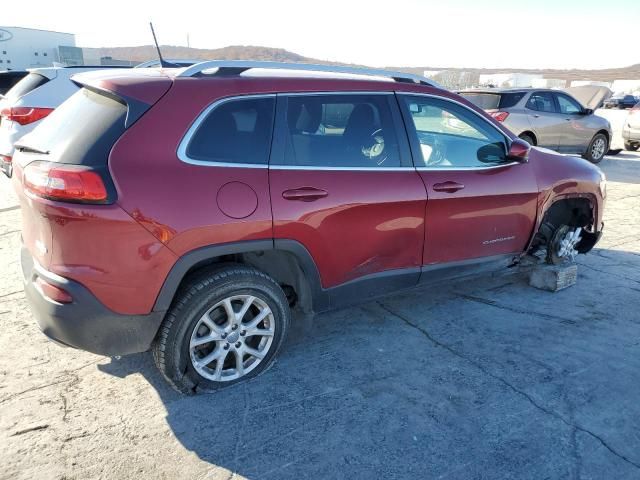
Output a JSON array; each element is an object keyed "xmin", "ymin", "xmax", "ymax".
[
  {"xmin": 177, "ymin": 94, "xmax": 276, "ymax": 168},
  {"xmin": 415, "ymin": 162, "xmax": 520, "ymax": 172},
  {"xmin": 270, "ymin": 165, "xmax": 413, "ymax": 172}
]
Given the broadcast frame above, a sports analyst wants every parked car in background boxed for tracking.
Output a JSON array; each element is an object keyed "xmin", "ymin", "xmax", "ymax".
[
  {"xmin": 12, "ymin": 62, "xmax": 605, "ymax": 393},
  {"xmin": 603, "ymin": 94, "xmax": 638, "ymax": 110},
  {"xmin": 0, "ymin": 66, "xmax": 129, "ymax": 177},
  {"xmin": 623, "ymin": 102, "xmax": 640, "ymax": 151},
  {"xmin": 0, "ymin": 70, "xmax": 29, "ymax": 96},
  {"xmin": 460, "ymin": 88, "xmax": 613, "ymax": 163}
]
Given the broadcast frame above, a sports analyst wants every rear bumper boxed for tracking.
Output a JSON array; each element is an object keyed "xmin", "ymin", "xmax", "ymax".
[{"xmin": 21, "ymin": 246, "xmax": 166, "ymax": 356}]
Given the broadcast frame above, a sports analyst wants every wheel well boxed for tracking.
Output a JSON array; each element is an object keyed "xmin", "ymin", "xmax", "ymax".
[
  {"xmin": 172, "ymin": 249, "xmax": 314, "ymax": 315},
  {"xmin": 596, "ymin": 129, "xmax": 609, "ymax": 142},
  {"xmin": 519, "ymin": 131, "xmax": 537, "ymax": 145},
  {"xmin": 530, "ymin": 198, "xmax": 595, "ymax": 251}
]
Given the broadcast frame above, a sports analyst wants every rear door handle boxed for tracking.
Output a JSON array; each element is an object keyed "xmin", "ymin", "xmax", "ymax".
[
  {"xmin": 282, "ymin": 187, "xmax": 328, "ymax": 201},
  {"xmin": 432, "ymin": 181, "xmax": 465, "ymax": 193}
]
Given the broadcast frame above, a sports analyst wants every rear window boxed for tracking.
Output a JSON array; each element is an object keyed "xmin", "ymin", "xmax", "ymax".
[
  {"xmin": 0, "ymin": 72, "xmax": 27, "ymax": 95},
  {"xmin": 460, "ymin": 92, "xmax": 526, "ymax": 110},
  {"xmin": 5, "ymin": 73, "xmax": 49, "ymax": 100},
  {"xmin": 18, "ymin": 88, "xmax": 127, "ymax": 166}
]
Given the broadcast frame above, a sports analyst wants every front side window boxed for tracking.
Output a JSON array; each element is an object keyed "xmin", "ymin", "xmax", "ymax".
[
  {"xmin": 526, "ymin": 92, "xmax": 556, "ymax": 113},
  {"xmin": 278, "ymin": 94, "xmax": 401, "ymax": 168},
  {"xmin": 556, "ymin": 94, "xmax": 582, "ymax": 114},
  {"xmin": 400, "ymin": 95, "xmax": 509, "ymax": 169},
  {"xmin": 185, "ymin": 97, "xmax": 275, "ymax": 165}
]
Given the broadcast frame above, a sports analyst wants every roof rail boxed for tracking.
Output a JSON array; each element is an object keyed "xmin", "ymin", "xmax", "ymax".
[{"xmin": 176, "ymin": 60, "xmax": 441, "ymax": 88}]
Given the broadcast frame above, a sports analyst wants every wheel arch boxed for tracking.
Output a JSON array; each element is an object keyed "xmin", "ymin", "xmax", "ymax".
[
  {"xmin": 153, "ymin": 239, "xmax": 328, "ymax": 314},
  {"xmin": 596, "ymin": 129, "xmax": 610, "ymax": 142},
  {"xmin": 519, "ymin": 131, "xmax": 537, "ymax": 145},
  {"xmin": 529, "ymin": 195, "xmax": 600, "ymax": 254}
]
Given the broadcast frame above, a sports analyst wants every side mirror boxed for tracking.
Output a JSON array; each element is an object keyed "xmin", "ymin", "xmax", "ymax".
[
  {"xmin": 507, "ymin": 138, "xmax": 530, "ymax": 162},
  {"xmin": 582, "ymin": 108, "xmax": 594, "ymax": 115}
]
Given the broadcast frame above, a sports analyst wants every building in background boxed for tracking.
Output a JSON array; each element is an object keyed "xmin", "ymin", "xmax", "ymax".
[
  {"xmin": 424, "ymin": 70, "xmax": 478, "ymax": 90},
  {"xmin": 0, "ymin": 26, "xmax": 77, "ymax": 70},
  {"xmin": 479, "ymin": 73, "xmax": 542, "ymax": 88},
  {"xmin": 610, "ymin": 79, "xmax": 640, "ymax": 95},
  {"xmin": 531, "ymin": 78, "xmax": 568, "ymax": 89}
]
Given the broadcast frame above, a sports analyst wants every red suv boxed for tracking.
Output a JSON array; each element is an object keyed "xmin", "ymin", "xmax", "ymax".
[{"xmin": 12, "ymin": 62, "xmax": 605, "ymax": 393}]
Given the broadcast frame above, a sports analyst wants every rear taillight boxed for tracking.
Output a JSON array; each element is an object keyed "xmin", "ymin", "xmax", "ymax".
[
  {"xmin": 0, "ymin": 106, "xmax": 54, "ymax": 126},
  {"xmin": 35, "ymin": 277, "xmax": 73, "ymax": 304},
  {"xmin": 23, "ymin": 161, "xmax": 107, "ymax": 203},
  {"xmin": 0, "ymin": 154, "xmax": 11, "ymax": 165},
  {"xmin": 490, "ymin": 111, "xmax": 510, "ymax": 122}
]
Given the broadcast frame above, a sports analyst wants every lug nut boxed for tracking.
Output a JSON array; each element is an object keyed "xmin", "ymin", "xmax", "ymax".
[
  {"xmin": 221, "ymin": 333, "xmax": 227, "ymax": 339},
  {"xmin": 235, "ymin": 342, "xmax": 242, "ymax": 348},
  {"xmin": 240, "ymin": 330, "xmax": 246, "ymax": 336},
  {"xmin": 224, "ymin": 343, "xmax": 230, "ymax": 350},
  {"xmin": 232, "ymin": 325, "xmax": 238, "ymax": 331}
]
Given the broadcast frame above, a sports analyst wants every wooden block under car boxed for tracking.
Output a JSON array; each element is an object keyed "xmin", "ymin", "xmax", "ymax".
[{"xmin": 529, "ymin": 263, "xmax": 578, "ymax": 292}]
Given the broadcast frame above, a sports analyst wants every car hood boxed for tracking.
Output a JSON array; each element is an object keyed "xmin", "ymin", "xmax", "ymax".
[{"xmin": 562, "ymin": 86, "xmax": 613, "ymax": 110}]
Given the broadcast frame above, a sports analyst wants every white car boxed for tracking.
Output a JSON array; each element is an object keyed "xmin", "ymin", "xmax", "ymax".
[{"xmin": 0, "ymin": 66, "xmax": 129, "ymax": 176}]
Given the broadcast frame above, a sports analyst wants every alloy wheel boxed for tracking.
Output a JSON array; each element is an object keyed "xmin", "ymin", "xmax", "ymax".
[
  {"xmin": 189, "ymin": 295, "xmax": 275, "ymax": 382},
  {"xmin": 556, "ymin": 227, "xmax": 582, "ymax": 262},
  {"xmin": 591, "ymin": 138, "xmax": 606, "ymax": 160}
]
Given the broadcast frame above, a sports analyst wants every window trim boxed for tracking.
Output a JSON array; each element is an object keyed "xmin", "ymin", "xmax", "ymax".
[
  {"xmin": 397, "ymin": 92, "xmax": 521, "ymax": 171},
  {"xmin": 176, "ymin": 93, "xmax": 276, "ymax": 168},
  {"xmin": 270, "ymin": 91, "xmax": 414, "ymax": 171}
]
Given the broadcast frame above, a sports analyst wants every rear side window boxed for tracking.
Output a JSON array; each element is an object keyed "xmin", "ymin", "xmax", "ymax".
[
  {"xmin": 526, "ymin": 92, "xmax": 556, "ymax": 113},
  {"xmin": 5, "ymin": 73, "xmax": 49, "ymax": 100},
  {"xmin": 498, "ymin": 92, "xmax": 526, "ymax": 108},
  {"xmin": 18, "ymin": 88, "xmax": 127, "ymax": 166},
  {"xmin": 276, "ymin": 94, "xmax": 401, "ymax": 168},
  {"xmin": 185, "ymin": 97, "xmax": 275, "ymax": 165}
]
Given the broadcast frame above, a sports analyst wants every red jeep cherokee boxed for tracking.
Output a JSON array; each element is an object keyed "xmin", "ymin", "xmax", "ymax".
[{"xmin": 12, "ymin": 62, "xmax": 605, "ymax": 393}]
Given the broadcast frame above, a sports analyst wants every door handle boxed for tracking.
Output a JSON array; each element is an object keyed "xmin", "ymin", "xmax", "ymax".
[
  {"xmin": 532, "ymin": 114, "xmax": 540, "ymax": 118},
  {"xmin": 282, "ymin": 187, "xmax": 328, "ymax": 201},
  {"xmin": 432, "ymin": 181, "xmax": 465, "ymax": 193}
]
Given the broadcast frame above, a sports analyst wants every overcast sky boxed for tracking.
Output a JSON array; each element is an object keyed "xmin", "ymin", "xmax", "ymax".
[{"xmin": 4, "ymin": 0, "xmax": 639, "ymax": 69}]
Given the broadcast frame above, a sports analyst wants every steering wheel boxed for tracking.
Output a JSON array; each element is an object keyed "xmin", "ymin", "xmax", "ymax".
[{"xmin": 361, "ymin": 128, "xmax": 387, "ymax": 165}]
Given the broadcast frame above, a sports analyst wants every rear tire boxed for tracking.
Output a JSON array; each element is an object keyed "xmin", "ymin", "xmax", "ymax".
[
  {"xmin": 624, "ymin": 142, "xmax": 639, "ymax": 152},
  {"xmin": 583, "ymin": 133, "xmax": 608, "ymax": 163},
  {"xmin": 153, "ymin": 265, "xmax": 291, "ymax": 394}
]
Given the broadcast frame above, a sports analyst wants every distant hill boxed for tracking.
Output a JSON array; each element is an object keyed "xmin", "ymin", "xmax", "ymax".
[
  {"xmin": 82, "ymin": 45, "xmax": 328, "ymax": 65},
  {"xmin": 83, "ymin": 45, "xmax": 640, "ymax": 82},
  {"xmin": 392, "ymin": 64, "xmax": 640, "ymax": 83}
]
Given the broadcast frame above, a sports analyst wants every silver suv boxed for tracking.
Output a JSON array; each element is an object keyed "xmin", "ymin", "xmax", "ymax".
[{"xmin": 460, "ymin": 88, "xmax": 612, "ymax": 163}]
